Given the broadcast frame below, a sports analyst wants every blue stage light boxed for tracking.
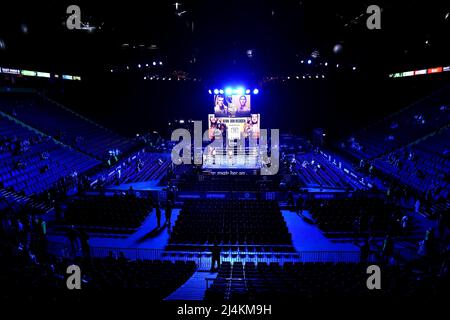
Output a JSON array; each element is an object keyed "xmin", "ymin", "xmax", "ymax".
[
  {"xmin": 253, "ymin": 89, "xmax": 259, "ymax": 94},
  {"xmin": 214, "ymin": 89, "xmax": 219, "ymax": 94},
  {"xmin": 245, "ymin": 89, "xmax": 250, "ymax": 94},
  {"xmin": 225, "ymin": 87, "xmax": 233, "ymax": 95},
  {"xmin": 236, "ymin": 87, "xmax": 244, "ymax": 95},
  {"xmin": 208, "ymin": 89, "xmax": 212, "ymax": 94},
  {"xmin": 219, "ymin": 89, "xmax": 224, "ymax": 94},
  {"xmin": 307, "ymin": 59, "xmax": 312, "ymax": 64}
]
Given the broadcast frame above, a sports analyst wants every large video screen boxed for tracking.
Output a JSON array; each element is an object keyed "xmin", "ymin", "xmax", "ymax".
[
  {"xmin": 208, "ymin": 114, "xmax": 260, "ymax": 140},
  {"xmin": 214, "ymin": 94, "xmax": 251, "ymax": 117}
]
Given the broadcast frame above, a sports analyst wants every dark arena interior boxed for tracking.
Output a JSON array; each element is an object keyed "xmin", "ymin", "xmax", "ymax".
[{"xmin": 0, "ymin": 0, "xmax": 449, "ymax": 314}]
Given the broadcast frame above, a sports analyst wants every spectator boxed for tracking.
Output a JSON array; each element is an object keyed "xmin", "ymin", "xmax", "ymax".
[
  {"xmin": 66, "ymin": 226, "xmax": 79, "ymax": 257},
  {"xmin": 381, "ymin": 235, "xmax": 394, "ymax": 262},
  {"xmin": 78, "ymin": 228, "xmax": 90, "ymax": 258},
  {"xmin": 165, "ymin": 200, "xmax": 173, "ymax": 227},
  {"xmin": 415, "ymin": 199, "xmax": 421, "ymax": 213},
  {"xmin": 155, "ymin": 201, "xmax": 162, "ymax": 228},
  {"xmin": 118, "ymin": 251, "xmax": 127, "ymax": 264},
  {"xmin": 401, "ymin": 215, "xmax": 409, "ymax": 235},
  {"xmin": 360, "ymin": 238, "xmax": 371, "ymax": 263},
  {"xmin": 211, "ymin": 243, "xmax": 221, "ymax": 271}
]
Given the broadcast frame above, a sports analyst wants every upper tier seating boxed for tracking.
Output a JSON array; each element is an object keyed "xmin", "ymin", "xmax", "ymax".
[
  {"xmin": 0, "ymin": 114, "xmax": 100, "ymax": 195},
  {"xmin": 340, "ymin": 86, "xmax": 450, "ymax": 160},
  {"xmin": 0, "ymin": 92, "xmax": 136, "ymax": 159},
  {"xmin": 375, "ymin": 127, "xmax": 450, "ymax": 197},
  {"xmin": 294, "ymin": 153, "xmax": 361, "ymax": 190},
  {"xmin": 93, "ymin": 151, "xmax": 171, "ymax": 187}
]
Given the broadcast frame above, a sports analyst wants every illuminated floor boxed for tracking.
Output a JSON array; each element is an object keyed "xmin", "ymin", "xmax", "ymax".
[
  {"xmin": 165, "ymin": 271, "xmax": 218, "ymax": 301},
  {"xmin": 281, "ymin": 210, "xmax": 358, "ymax": 251}
]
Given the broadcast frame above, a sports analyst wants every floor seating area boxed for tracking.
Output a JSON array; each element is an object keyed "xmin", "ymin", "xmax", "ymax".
[
  {"xmin": 0, "ymin": 240, "xmax": 195, "ymax": 297},
  {"xmin": 307, "ymin": 197, "xmax": 399, "ymax": 236},
  {"xmin": 62, "ymin": 195, "xmax": 153, "ymax": 229},
  {"xmin": 169, "ymin": 199, "xmax": 293, "ymax": 250},
  {"xmin": 205, "ymin": 261, "xmax": 441, "ymax": 301}
]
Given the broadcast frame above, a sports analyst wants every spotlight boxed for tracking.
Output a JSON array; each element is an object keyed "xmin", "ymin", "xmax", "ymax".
[
  {"xmin": 333, "ymin": 43, "xmax": 343, "ymax": 55},
  {"xmin": 138, "ymin": 64, "xmax": 141, "ymax": 68},
  {"xmin": 146, "ymin": 63, "xmax": 149, "ymax": 67},
  {"xmin": 236, "ymin": 87, "xmax": 244, "ymax": 95},
  {"xmin": 159, "ymin": 61, "xmax": 163, "ymax": 65},
  {"xmin": 307, "ymin": 59, "xmax": 312, "ymax": 64},
  {"xmin": 214, "ymin": 89, "xmax": 219, "ymax": 94},
  {"xmin": 152, "ymin": 61, "xmax": 156, "ymax": 66},
  {"xmin": 311, "ymin": 50, "xmax": 320, "ymax": 58},
  {"xmin": 253, "ymin": 89, "xmax": 259, "ymax": 95},
  {"xmin": 219, "ymin": 89, "xmax": 224, "ymax": 94},
  {"xmin": 352, "ymin": 66, "xmax": 356, "ymax": 70},
  {"xmin": 245, "ymin": 89, "xmax": 250, "ymax": 94},
  {"xmin": 324, "ymin": 62, "xmax": 328, "ymax": 66},
  {"xmin": 225, "ymin": 87, "xmax": 233, "ymax": 95},
  {"xmin": 20, "ymin": 24, "xmax": 28, "ymax": 34},
  {"xmin": 301, "ymin": 60, "xmax": 304, "ymax": 64},
  {"xmin": 208, "ymin": 89, "xmax": 212, "ymax": 94}
]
